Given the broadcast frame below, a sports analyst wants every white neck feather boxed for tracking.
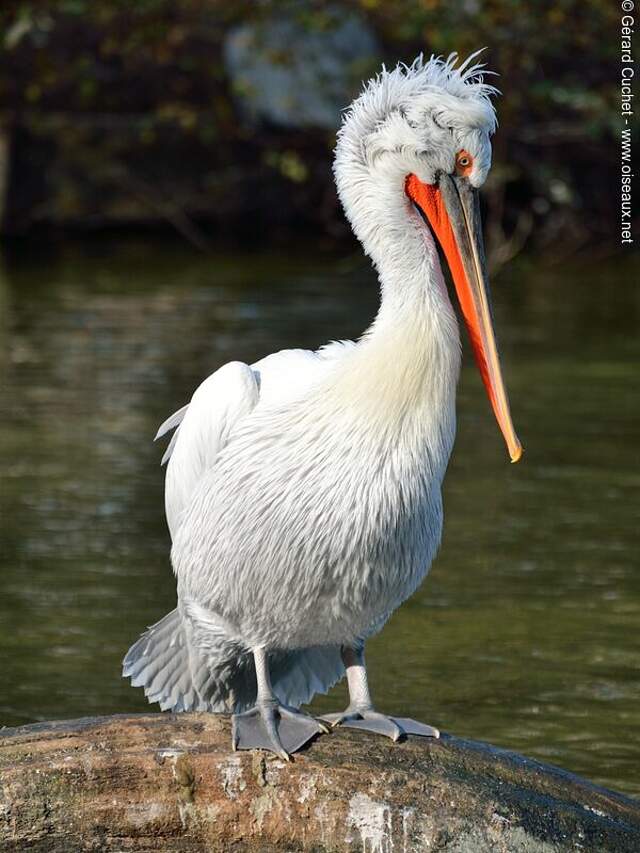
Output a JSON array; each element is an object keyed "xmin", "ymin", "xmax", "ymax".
[{"xmin": 330, "ymin": 129, "xmax": 461, "ymax": 473}]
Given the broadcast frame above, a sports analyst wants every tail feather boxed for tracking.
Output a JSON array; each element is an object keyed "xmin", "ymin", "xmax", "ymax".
[
  {"xmin": 123, "ymin": 608, "xmax": 345, "ymax": 713},
  {"xmin": 123, "ymin": 608, "xmax": 250, "ymax": 713},
  {"xmin": 146, "ymin": 654, "xmax": 186, "ymax": 703},
  {"xmin": 123, "ymin": 609, "xmax": 204, "ymax": 711},
  {"xmin": 271, "ymin": 645, "xmax": 345, "ymax": 708},
  {"xmin": 128, "ymin": 635, "xmax": 178, "ymax": 689},
  {"xmin": 129, "ymin": 642, "xmax": 171, "ymax": 685}
]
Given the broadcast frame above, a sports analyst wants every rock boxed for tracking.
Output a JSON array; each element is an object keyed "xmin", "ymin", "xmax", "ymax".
[
  {"xmin": 223, "ymin": 9, "xmax": 380, "ymax": 129},
  {"xmin": 0, "ymin": 713, "xmax": 638, "ymax": 852}
]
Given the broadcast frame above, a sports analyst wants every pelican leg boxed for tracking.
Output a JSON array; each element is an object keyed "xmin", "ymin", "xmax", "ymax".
[
  {"xmin": 321, "ymin": 646, "xmax": 440, "ymax": 741},
  {"xmin": 231, "ymin": 648, "xmax": 329, "ymax": 760}
]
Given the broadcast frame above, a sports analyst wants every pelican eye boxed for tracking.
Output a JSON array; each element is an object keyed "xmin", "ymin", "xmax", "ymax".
[{"xmin": 455, "ymin": 150, "xmax": 473, "ymax": 176}]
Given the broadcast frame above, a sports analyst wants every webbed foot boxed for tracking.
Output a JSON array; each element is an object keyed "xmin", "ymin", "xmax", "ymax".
[
  {"xmin": 321, "ymin": 706, "xmax": 439, "ymax": 741},
  {"xmin": 232, "ymin": 700, "xmax": 329, "ymax": 759}
]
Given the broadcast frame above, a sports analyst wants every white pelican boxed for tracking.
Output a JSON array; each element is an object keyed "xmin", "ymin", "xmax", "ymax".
[{"xmin": 123, "ymin": 53, "xmax": 522, "ymax": 760}]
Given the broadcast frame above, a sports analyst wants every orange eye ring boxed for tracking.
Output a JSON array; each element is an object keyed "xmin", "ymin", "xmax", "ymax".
[{"xmin": 455, "ymin": 150, "xmax": 473, "ymax": 176}]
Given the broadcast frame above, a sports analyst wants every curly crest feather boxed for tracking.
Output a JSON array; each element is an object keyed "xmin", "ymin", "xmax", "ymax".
[{"xmin": 342, "ymin": 51, "xmax": 499, "ymax": 137}]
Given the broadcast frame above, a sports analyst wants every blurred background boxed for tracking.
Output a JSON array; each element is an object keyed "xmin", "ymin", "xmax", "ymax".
[
  {"xmin": 0, "ymin": 0, "xmax": 630, "ymax": 254},
  {"xmin": 1, "ymin": 0, "xmax": 638, "ymax": 797}
]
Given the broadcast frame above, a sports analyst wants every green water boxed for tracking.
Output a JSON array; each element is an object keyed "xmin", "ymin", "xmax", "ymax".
[{"xmin": 0, "ymin": 238, "xmax": 638, "ymax": 797}]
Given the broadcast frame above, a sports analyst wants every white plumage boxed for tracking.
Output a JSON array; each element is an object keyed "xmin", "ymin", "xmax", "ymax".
[
  {"xmin": 124, "ymin": 54, "xmax": 518, "ymax": 751},
  {"xmin": 127, "ymin": 341, "xmax": 361, "ymax": 711}
]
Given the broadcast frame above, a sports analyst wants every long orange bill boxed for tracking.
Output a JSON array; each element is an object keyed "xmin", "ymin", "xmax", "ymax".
[{"xmin": 406, "ymin": 172, "xmax": 523, "ymax": 463}]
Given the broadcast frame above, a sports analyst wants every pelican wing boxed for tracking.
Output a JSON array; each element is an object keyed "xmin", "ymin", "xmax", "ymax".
[
  {"xmin": 162, "ymin": 362, "xmax": 260, "ymax": 539},
  {"xmin": 158, "ymin": 341, "xmax": 355, "ymax": 540}
]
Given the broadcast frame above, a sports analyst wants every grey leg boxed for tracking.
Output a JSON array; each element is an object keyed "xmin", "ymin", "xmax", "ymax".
[
  {"xmin": 231, "ymin": 648, "xmax": 329, "ymax": 760},
  {"xmin": 321, "ymin": 646, "xmax": 439, "ymax": 741}
]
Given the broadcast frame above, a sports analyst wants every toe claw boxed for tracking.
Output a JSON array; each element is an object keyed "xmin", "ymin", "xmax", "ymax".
[{"xmin": 281, "ymin": 706, "xmax": 331, "ymax": 738}]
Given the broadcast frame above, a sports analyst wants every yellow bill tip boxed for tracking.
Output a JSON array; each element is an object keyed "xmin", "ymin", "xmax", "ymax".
[{"xmin": 509, "ymin": 443, "xmax": 524, "ymax": 464}]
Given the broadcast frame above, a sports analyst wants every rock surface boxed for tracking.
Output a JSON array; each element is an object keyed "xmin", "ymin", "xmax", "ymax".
[
  {"xmin": 0, "ymin": 713, "xmax": 638, "ymax": 852},
  {"xmin": 224, "ymin": 9, "xmax": 379, "ymax": 129}
]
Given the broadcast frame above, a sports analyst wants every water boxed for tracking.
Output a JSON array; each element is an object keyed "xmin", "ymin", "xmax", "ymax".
[{"xmin": 0, "ymin": 237, "xmax": 638, "ymax": 797}]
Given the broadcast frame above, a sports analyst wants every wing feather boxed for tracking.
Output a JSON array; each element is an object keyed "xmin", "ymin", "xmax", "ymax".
[
  {"xmin": 162, "ymin": 362, "xmax": 259, "ymax": 539},
  {"xmin": 155, "ymin": 404, "xmax": 189, "ymax": 441},
  {"xmin": 157, "ymin": 342, "xmax": 355, "ymax": 540},
  {"xmin": 160, "ymin": 428, "xmax": 181, "ymax": 466}
]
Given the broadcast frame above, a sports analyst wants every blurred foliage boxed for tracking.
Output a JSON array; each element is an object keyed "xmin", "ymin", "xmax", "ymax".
[{"xmin": 0, "ymin": 0, "xmax": 623, "ymax": 258}]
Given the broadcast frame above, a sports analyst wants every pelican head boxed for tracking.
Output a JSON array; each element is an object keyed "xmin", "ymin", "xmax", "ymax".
[{"xmin": 334, "ymin": 53, "xmax": 522, "ymax": 463}]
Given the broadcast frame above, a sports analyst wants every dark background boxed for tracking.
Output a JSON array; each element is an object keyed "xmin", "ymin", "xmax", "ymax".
[{"xmin": 0, "ymin": 0, "xmax": 629, "ymax": 265}]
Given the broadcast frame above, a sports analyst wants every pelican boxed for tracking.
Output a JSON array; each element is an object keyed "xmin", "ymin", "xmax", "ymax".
[{"xmin": 123, "ymin": 53, "xmax": 522, "ymax": 760}]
